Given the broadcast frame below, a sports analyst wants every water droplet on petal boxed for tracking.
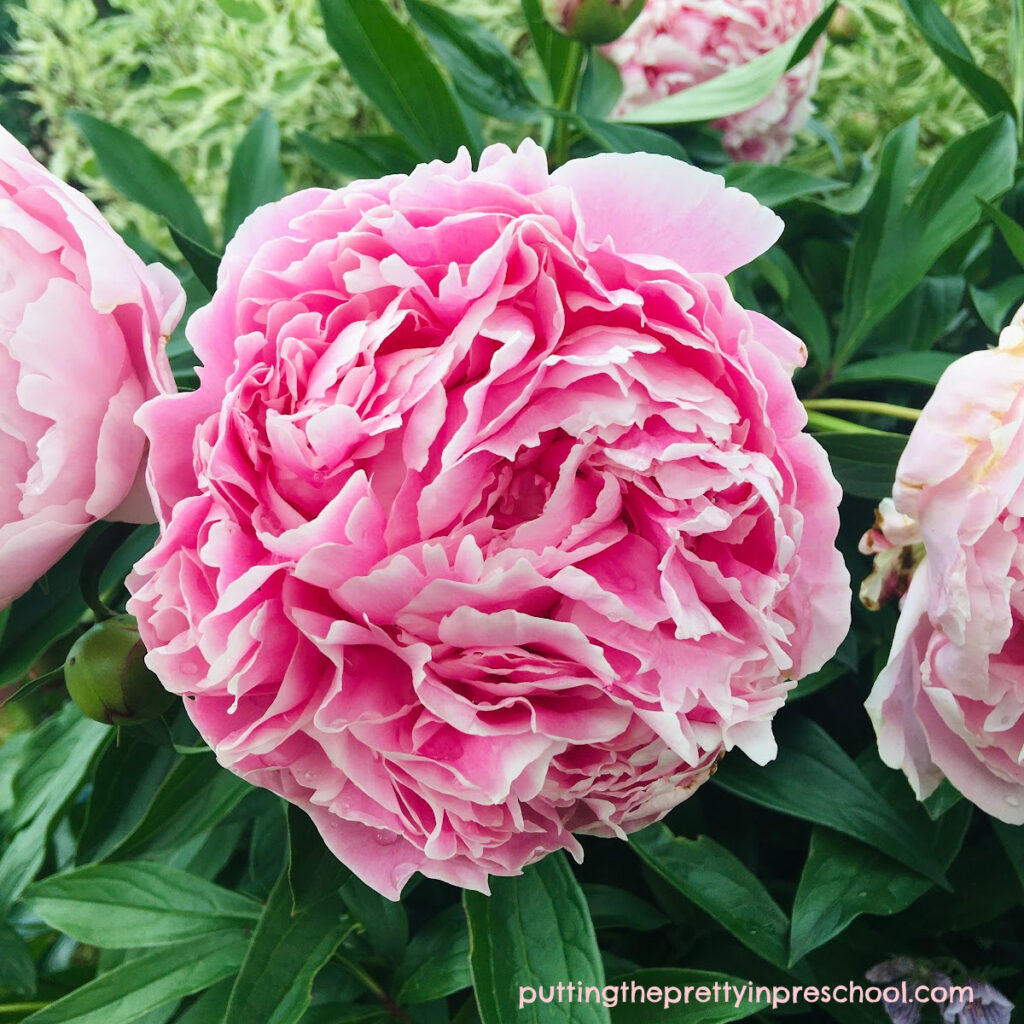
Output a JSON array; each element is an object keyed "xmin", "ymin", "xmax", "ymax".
[
  {"xmin": 1005, "ymin": 795, "xmax": 1021, "ymax": 808},
  {"xmin": 374, "ymin": 829, "xmax": 399, "ymax": 846},
  {"xmin": 312, "ymin": 469, "xmax": 326, "ymax": 487},
  {"xmin": 182, "ymin": 661, "xmax": 199, "ymax": 675}
]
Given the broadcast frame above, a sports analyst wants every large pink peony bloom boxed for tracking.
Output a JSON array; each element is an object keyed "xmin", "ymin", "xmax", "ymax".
[
  {"xmin": 865, "ymin": 306, "xmax": 1024, "ymax": 823},
  {"xmin": 0, "ymin": 126, "xmax": 183, "ymax": 609},
  {"xmin": 603, "ymin": 0, "xmax": 824, "ymax": 163},
  {"xmin": 129, "ymin": 140, "xmax": 849, "ymax": 897}
]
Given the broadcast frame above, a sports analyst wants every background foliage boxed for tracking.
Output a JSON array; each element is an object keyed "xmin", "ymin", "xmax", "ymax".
[{"xmin": 1, "ymin": 0, "xmax": 1024, "ymax": 1022}]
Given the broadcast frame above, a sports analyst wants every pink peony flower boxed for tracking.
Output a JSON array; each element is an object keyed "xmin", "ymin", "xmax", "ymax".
[
  {"xmin": 0, "ymin": 126, "xmax": 183, "ymax": 610},
  {"xmin": 603, "ymin": 0, "xmax": 825, "ymax": 163},
  {"xmin": 128, "ymin": 140, "xmax": 849, "ymax": 897},
  {"xmin": 865, "ymin": 304, "xmax": 1024, "ymax": 823}
]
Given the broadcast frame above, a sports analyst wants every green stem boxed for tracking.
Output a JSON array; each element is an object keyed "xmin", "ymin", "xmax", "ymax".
[
  {"xmin": 333, "ymin": 951, "xmax": 387, "ymax": 1001},
  {"xmin": 804, "ymin": 410, "xmax": 889, "ymax": 435},
  {"xmin": 0, "ymin": 1004, "xmax": 51, "ymax": 1014},
  {"xmin": 551, "ymin": 42, "xmax": 586, "ymax": 168},
  {"xmin": 802, "ymin": 398, "xmax": 921, "ymax": 422}
]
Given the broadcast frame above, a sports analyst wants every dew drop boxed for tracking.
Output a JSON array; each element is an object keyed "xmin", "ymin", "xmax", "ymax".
[
  {"xmin": 181, "ymin": 661, "xmax": 199, "ymax": 675},
  {"xmin": 1005, "ymin": 794, "xmax": 1021, "ymax": 808},
  {"xmin": 312, "ymin": 469, "xmax": 326, "ymax": 487},
  {"xmin": 374, "ymin": 829, "xmax": 399, "ymax": 846}
]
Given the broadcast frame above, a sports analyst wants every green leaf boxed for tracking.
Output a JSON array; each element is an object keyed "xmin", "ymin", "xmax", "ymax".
[
  {"xmin": 787, "ymin": 661, "xmax": 846, "ymax": 701},
  {"xmin": 224, "ymin": 871, "xmax": 350, "ymax": 1024},
  {"xmin": 578, "ymin": 52, "xmax": 623, "ymax": 119},
  {"xmin": 107, "ymin": 754, "xmax": 251, "ymax": 860},
  {"xmin": 629, "ymin": 826, "xmax": 790, "ymax": 970},
  {"xmin": 214, "ymin": 0, "xmax": 266, "ymax": 22},
  {"xmin": 76, "ymin": 731, "xmax": 178, "ymax": 864},
  {"xmin": 172, "ymin": 981, "xmax": 233, "ymax": 1024},
  {"xmin": 0, "ymin": 705, "xmax": 109, "ymax": 915},
  {"xmin": 20, "ymin": 932, "xmax": 248, "ymax": 1024},
  {"xmin": 0, "ymin": 923, "xmax": 36, "ymax": 998},
  {"xmin": 753, "ymin": 248, "xmax": 831, "ymax": 369},
  {"xmin": 464, "ymin": 853, "xmax": 609, "ymax": 1024},
  {"xmin": 621, "ymin": 3, "xmax": 835, "ymax": 124},
  {"xmin": 811, "ymin": 431, "xmax": 908, "ymax": 501},
  {"xmin": 582, "ymin": 885, "xmax": 669, "ymax": 932},
  {"xmin": 979, "ymin": 197, "xmax": 1024, "ymax": 269},
  {"xmin": 520, "ymin": 0, "xmax": 580, "ymax": 105},
  {"xmin": 394, "ymin": 905, "xmax": 472, "ymax": 1005},
  {"xmin": 833, "ymin": 351, "xmax": 958, "ymax": 387},
  {"xmin": 26, "ymin": 863, "xmax": 260, "ymax": 948},
  {"xmin": 575, "ymin": 117, "xmax": 690, "ymax": 160},
  {"xmin": 319, "ymin": 0, "xmax": 473, "ymax": 160},
  {"xmin": 169, "ymin": 227, "xmax": 221, "ymax": 296},
  {"xmin": 898, "ymin": 0, "xmax": 1016, "ymax": 118},
  {"xmin": 970, "ymin": 275, "xmax": 1024, "ymax": 332},
  {"xmin": 713, "ymin": 716, "xmax": 947, "ymax": 884},
  {"xmin": 340, "ymin": 877, "xmax": 409, "ymax": 964},
  {"xmin": 721, "ymin": 164, "xmax": 844, "ymax": 208},
  {"xmin": 993, "ymin": 818, "xmax": 1024, "ymax": 891},
  {"xmin": 609, "ymin": 970, "xmax": 769, "ymax": 1024},
  {"xmin": 286, "ymin": 806, "xmax": 351, "ymax": 912},
  {"xmin": 404, "ymin": 0, "xmax": 540, "ymax": 121},
  {"xmin": 836, "ymin": 115, "xmax": 1017, "ymax": 364},
  {"xmin": 68, "ymin": 112, "xmax": 213, "ymax": 249},
  {"xmin": 789, "ymin": 801, "xmax": 971, "ymax": 963},
  {"xmin": 223, "ymin": 110, "xmax": 286, "ymax": 241},
  {"xmin": 296, "ymin": 132, "xmax": 419, "ymax": 179}
]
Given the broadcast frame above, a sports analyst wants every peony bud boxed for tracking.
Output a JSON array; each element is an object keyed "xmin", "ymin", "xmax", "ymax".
[
  {"xmin": 541, "ymin": 0, "xmax": 646, "ymax": 45},
  {"xmin": 64, "ymin": 616, "xmax": 174, "ymax": 726}
]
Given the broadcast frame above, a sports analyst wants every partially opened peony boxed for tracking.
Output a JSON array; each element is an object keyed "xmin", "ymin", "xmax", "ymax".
[
  {"xmin": 603, "ymin": 0, "xmax": 824, "ymax": 163},
  {"xmin": 129, "ymin": 140, "xmax": 849, "ymax": 897},
  {"xmin": 0, "ymin": 126, "xmax": 183, "ymax": 609},
  {"xmin": 865, "ymin": 305, "xmax": 1024, "ymax": 822}
]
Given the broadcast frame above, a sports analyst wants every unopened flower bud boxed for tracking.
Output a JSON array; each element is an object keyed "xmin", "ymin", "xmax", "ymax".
[
  {"xmin": 541, "ymin": 0, "xmax": 646, "ymax": 45},
  {"xmin": 64, "ymin": 615, "xmax": 174, "ymax": 726}
]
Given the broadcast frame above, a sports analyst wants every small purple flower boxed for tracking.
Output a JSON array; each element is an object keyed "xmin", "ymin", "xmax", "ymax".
[
  {"xmin": 941, "ymin": 982, "xmax": 1013, "ymax": 1024},
  {"xmin": 866, "ymin": 959, "xmax": 955, "ymax": 1024}
]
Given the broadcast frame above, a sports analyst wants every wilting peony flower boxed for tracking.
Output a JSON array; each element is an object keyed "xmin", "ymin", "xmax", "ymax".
[
  {"xmin": 603, "ymin": 0, "xmax": 824, "ymax": 163},
  {"xmin": 0, "ymin": 126, "xmax": 182, "ymax": 609},
  {"xmin": 865, "ymin": 305, "xmax": 1024, "ymax": 823},
  {"xmin": 129, "ymin": 140, "xmax": 849, "ymax": 897}
]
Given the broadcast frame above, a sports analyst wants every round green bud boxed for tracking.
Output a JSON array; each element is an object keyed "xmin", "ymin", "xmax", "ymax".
[
  {"xmin": 541, "ymin": 0, "xmax": 646, "ymax": 46},
  {"xmin": 64, "ymin": 616, "xmax": 174, "ymax": 726}
]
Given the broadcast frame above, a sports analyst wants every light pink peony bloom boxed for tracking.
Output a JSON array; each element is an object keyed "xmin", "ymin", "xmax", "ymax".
[
  {"xmin": 0, "ymin": 126, "xmax": 183, "ymax": 610},
  {"xmin": 603, "ymin": 0, "xmax": 825, "ymax": 163},
  {"xmin": 865, "ymin": 305, "xmax": 1024, "ymax": 823},
  {"xmin": 128, "ymin": 140, "xmax": 849, "ymax": 897}
]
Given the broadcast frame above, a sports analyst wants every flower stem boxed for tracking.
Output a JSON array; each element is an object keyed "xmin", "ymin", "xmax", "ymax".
[
  {"xmin": 333, "ymin": 951, "xmax": 387, "ymax": 1001},
  {"xmin": 802, "ymin": 398, "xmax": 921, "ymax": 422},
  {"xmin": 551, "ymin": 42, "xmax": 586, "ymax": 168}
]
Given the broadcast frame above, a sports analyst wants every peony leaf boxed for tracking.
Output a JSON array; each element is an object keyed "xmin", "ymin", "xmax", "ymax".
[
  {"xmin": 319, "ymin": 0, "xmax": 474, "ymax": 160},
  {"xmin": 979, "ymin": 197, "xmax": 1024, "ymax": 269},
  {"xmin": 811, "ymin": 432, "xmax": 908, "ymax": 501},
  {"xmin": 713, "ymin": 716, "xmax": 948, "ymax": 885},
  {"xmin": 789, "ymin": 800, "xmax": 971, "ymax": 963},
  {"xmin": 464, "ymin": 853, "xmax": 610, "ymax": 1024},
  {"xmin": 393, "ymin": 904, "xmax": 472, "ymax": 1005},
  {"xmin": 833, "ymin": 352, "xmax": 959, "ymax": 387},
  {"xmin": 575, "ymin": 116, "xmax": 691, "ymax": 160},
  {"xmin": 752, "ymin": 248, "xmax": 831, "ymax": 369},
  {"xmin": 405, "ymin": 0, "xmax": 541, "ymax": 122},
  {"xmin": 721, "ymin": 164, "xmax": 844, "ymax": 209},
  {"xmin": 105, "ymin": 754, "xmax": 251, "ymax": 861},
  {"xmin": 582, "ymin": 885, "xmax": 669, "ymax": 932},
  {"xmin": 75, "ymin": 736, "xmax": 178, "ymax": 864},
  {"xmin": 296, "ymin": 132, "xmax": 419, "ymax": 180},
  {"xmin": 0, "ymin": 922, "xmax": 36, "ymax": 999},
  {"xmin": 68, "ymin": 111, "xmax": 214, "ymax": 250},
  {"xmin": 223, "ymin": 110, "xmax": 286, "ymax": 242},
  {"xmin": 898, "ymin": 0, "xmax": 1016, "ymax": 118},
  {"xmin": 836, "ymin": 114, "xmax": 1016, "ymax": 365},
  {"xmin": 609, "ymin": 970, "xmax": 769, "ymax": 1023},
  {"xmin": 223, "ymin": 870, "xmax": 351, "ymax": 1024},
  {"xmin": 19, "ymin": 933, "xmax": 248, "ymax": 1024},
  {"xmin": 629, "ymin": 827, "xmax": 791, "ymax": 971},
  {"xmin": 25, "ymin": 863, "xmax": 260, "ymax": 948},
  {"xmin": 618, "ymin": 2, "xmax": 835, "ymax": 125}
]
